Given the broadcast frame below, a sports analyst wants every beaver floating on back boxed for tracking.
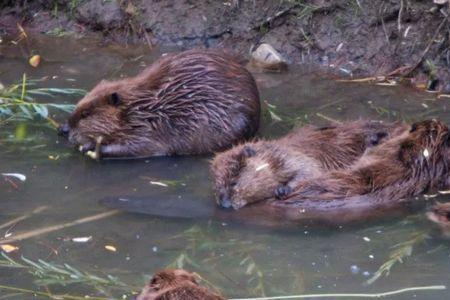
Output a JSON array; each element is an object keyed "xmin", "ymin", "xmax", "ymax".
[
  {"xmin": 137, "ymin": 269, "xmax": 225, "ymax": 300},
  {"xmin": 214, "ymin": 120, "xmax": 450, "ymax": 224},
  {"xmin": 211, "ymin": 120, "xmax": 408, "ymax": 209},
  {"xmin": 58, "ymin": 49, "xmax": 260, "ymax": 158}
]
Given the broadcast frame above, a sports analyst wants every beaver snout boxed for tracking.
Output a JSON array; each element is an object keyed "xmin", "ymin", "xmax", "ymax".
[
  {"xmin": 57, "ymin": 123, "xmax": 70, "ymax": 137},
  {"xmin": 218, "ymin": 189, "xmax": 233, "ymax": 209}
]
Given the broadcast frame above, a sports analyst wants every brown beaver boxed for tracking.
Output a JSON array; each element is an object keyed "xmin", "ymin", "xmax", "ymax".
[
  {"xmin": 284, "ymin": 120, "xmax": 449, "ymax": 199},
  {"xmin": 58, "ymin": 49, "xmax": 260, "ymax": 158},
  {"xmin": 136, "ymin": 269, "xmax": 225, "ymax": 300},
  {"xmin": 211, "ymin": 120, "xmax": 408, "ymax": 209}
]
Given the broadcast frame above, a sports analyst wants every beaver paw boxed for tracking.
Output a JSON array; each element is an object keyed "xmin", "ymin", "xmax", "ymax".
[
  {"xmin": 275, "ymin": 185, "xmax": 292, "ymax": 199},
  {"xmin": 367, "ymin": 131, "xmax": 388, "ymax": 146},
  {"xmin": 241, "ymin": 145, "xmax": 256, "ymax": 157}
]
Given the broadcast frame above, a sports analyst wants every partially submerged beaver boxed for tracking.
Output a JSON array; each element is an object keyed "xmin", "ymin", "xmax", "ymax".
[
  {"xmin": 284, "ymin": 120, "xmax": 450, "ymax": 200},
  {"xmin": 211, "ymin": 120, "xmax": 407, "ymax": 209},
  {"xmin": 58, "ymin": 49, "xmax": 260, "ymax": 158},
  {"xmin": 137, "ymin": 269, "xmax": 225, "ymax": 300}
]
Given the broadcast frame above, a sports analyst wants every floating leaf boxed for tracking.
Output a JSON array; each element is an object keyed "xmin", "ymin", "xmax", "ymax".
[
  {"xmin": 0, "ymin": 245, "xmax": 19, "ymax": 253},
  {"xmin": 29, "ymin": 55, "xmax": 41, "ymax": 67},
  {"xmin": 104, "ymin": 245, "xmax": 117, "ymax": 252}
]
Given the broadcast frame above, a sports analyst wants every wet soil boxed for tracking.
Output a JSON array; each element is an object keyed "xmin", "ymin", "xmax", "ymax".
[{"xmin": 1, "ymin": 0, "xmax": 450, "ymax": 91}]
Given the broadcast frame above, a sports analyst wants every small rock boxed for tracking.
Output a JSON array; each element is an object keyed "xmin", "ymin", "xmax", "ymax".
[
  {"xmin": 249, "ymin": 43, "xmax": 287, "ymax": 72},
  {"xmin": 350, "ymin": 265, "xmax": 360, "ymax": 274}
]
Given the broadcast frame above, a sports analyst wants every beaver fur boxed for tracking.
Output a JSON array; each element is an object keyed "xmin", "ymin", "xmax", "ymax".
[
  {"xmin": 211, "ymin": 120, "xmax": 408, "ymax": 209},
  {"xmin": 137, "ymin": 269, "xmax": 225, "ymax": 300},
  {"xmin": 282, "ymin": 120, "xmax": 449, "ymax": 200},
  {"xmin": 58, "ymin": 49, "xmax": 260, "ymax": 158}
]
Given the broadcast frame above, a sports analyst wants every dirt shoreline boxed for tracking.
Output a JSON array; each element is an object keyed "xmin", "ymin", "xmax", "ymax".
[{"xmin": 1, "ymin": 0, "xmax": 450, "ymax": 91}]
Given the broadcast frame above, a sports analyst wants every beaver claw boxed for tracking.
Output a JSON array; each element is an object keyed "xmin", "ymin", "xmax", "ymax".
[{"xmin": 275, "ymin": 185, "xmax": 292, "ymax": 199}]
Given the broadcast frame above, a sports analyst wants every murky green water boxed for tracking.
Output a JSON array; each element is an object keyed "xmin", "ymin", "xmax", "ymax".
[{"xmin": 0, "ymin": 35, "xmax": 449, "ymax": 299}]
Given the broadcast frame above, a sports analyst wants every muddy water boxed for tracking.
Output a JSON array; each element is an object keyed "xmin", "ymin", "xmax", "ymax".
[{"xmin": 0, "ymin": 35, "xmax": 449, "ymax": 299}]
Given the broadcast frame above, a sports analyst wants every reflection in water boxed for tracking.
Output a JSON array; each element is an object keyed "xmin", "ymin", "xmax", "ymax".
[{"xmin": 0, "ymin": 35, "xmax": 449, "ymax": 299}]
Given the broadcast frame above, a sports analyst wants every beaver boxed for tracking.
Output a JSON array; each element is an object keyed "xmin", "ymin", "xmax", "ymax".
[
  {"xmin": 283, "ymin": 120, "xmax": 450, "ymax": 199},
  {"xmin": 137, "ymin": 269, "xmax": 225, "ymax": 300},
  {"xmin": 236, "ymin": 120, "xmax": 450, "ymax": 223},
  {"xmin": 211, "ymin": 120, "xmax": 408, "ymax": 209},
  {"xmin": 58, "ymin": 49, "xmax": 260, "ymax": 158}
]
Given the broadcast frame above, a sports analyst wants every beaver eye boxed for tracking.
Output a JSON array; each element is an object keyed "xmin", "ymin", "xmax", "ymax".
[
  {"xmin": 80, "ymin": 110, "xmax": 89, "ymax": 119},
  {"xmin": 108, "ymin": 92, "xmax": 121, "ymax": 106}
]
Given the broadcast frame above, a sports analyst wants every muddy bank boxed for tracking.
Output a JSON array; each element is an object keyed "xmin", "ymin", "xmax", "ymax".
[{"xmin": 1, "ymin": 0, "xmax": 450, "ymax": 91}]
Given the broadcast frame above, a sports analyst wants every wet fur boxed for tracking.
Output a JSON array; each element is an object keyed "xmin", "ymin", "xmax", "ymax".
[
  {"xmin": 137, "ymin": 269, "xmax": 225, "ymax": 300},
  {"xmin": 64, "ymin": 49, "xmax": 260, "ymax": 157},
  {"xmin": 211, "ymin": 120, "xmax": 407, "ymax": 209},
  {"xmin": 286, "ymin": 120, "xmax": 449, "ymax": 199}
]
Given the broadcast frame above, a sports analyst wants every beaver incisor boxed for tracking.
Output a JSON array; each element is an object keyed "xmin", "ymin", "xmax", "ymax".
[
  {"xmin": 211, "ymin": 120, "xmax": 408, "ymax": 209},
  {"xmin": 274, "ymin": 120, "xmax": 450, "ymax": 210},
  {"xmin": 58, "ymin": 49, "xmax": 260, "ymax": 158},
  {"xmin": 137, "ymin": 269, "xmax": 225, "ymax": 300}
]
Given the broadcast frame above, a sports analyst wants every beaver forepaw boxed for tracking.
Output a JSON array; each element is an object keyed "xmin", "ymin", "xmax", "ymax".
[{"xmin": 275, "ymin": 185, "xmax": 292, "ymax": 199}]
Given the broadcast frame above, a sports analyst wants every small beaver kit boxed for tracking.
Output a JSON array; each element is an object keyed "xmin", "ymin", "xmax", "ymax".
[
  {"xmin": 211, "ymin": 120, "xmax": 450, "ymax": 223},
  {"xmin": 58, "ymin": 49, "xmax": 260, "ymax": 159},
  {"xmin": 137, "ymin": 269, "xmax": 225, "ymax": 300}
]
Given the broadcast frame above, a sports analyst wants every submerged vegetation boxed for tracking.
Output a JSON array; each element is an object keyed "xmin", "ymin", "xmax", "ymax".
[{"xmin": 0, "ymin": 74, "xmax": 84, "ymax": 126}]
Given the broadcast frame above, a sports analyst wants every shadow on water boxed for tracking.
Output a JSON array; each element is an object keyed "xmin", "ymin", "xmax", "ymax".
[{"xmin": 0, "ymin": 34, "xmax": 449, "ymax": 299}]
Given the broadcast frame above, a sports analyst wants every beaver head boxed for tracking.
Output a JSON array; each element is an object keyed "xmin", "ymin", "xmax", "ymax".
[
  {"xmin": 211, "ymin": 143, "xmax": 306, "ymax": 209},
  {"xmin": 137, "ymin": 269, "xmax": 198, "ymax": 300},
  {"xmin": 398, "ymin": 120, "xmax": 450, "ymax": 188},
  {"xmin": 58, "ymin": 80, "xmax": 134, "ymax": 152}
]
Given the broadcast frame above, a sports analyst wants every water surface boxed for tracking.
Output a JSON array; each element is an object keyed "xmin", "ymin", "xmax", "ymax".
[{"xmin": 0, "ymin": 34, "xmax": 449, "ymax": 299}]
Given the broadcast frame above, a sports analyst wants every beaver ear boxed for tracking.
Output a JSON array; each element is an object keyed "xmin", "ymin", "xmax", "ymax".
[
  {"xmin": 398, "ymin": 140, "xmax": 416, "ymax": 164},
  {"xmin": 410, "ymin": 122, "xmax": 418, "ymax": 133},
  {"xmin": 107, "ymin": 92, "xmax": 121, "ymax": 106}
]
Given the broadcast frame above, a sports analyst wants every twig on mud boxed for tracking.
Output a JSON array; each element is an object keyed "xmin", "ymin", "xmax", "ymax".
[
  {"xmin": 397, "ymin": 0, "xmax": 404, "ymax": 34},
  {"xmin": 404, "ymin": 13, "xmax": 448, "ymax": 76},
  {"xmin": 0, "ymin": 206, "xmax": 48, "ymax": 230},
  {"xmin": 252, "ymin": 6, "xmax": 293, "ymax": 31},
  {"xmin": 0, "ymin": 210, "xmax": 120, "ymax": 244},
  {"xmin": 315, "ymin": 113, "xmax": 342, "ymax": 124}
]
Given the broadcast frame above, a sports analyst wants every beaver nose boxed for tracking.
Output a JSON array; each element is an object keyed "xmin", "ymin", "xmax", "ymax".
[
  {"xmin": 218, "ymin": 189, "xmax": 233, "ymax": 209},
  {"xmin": 57, "ymin": 123, "xmax": 70, "ymax": 137}
]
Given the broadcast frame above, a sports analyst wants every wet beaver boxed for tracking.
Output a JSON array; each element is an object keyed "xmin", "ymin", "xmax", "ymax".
[
  {"xmin": 284, "ymin": 120, "xmax": 450, "ymax": 198},
  {"xmin": 137, "ymin": 269, "xmax": 225, "ymax": 300},
  {"xmin": 58, "ymin": 49, "xmax": 260, "ymax": 158},
  {"xmin": 211, "ymin": 120, "xmax": 408, "ymax": 209}
]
